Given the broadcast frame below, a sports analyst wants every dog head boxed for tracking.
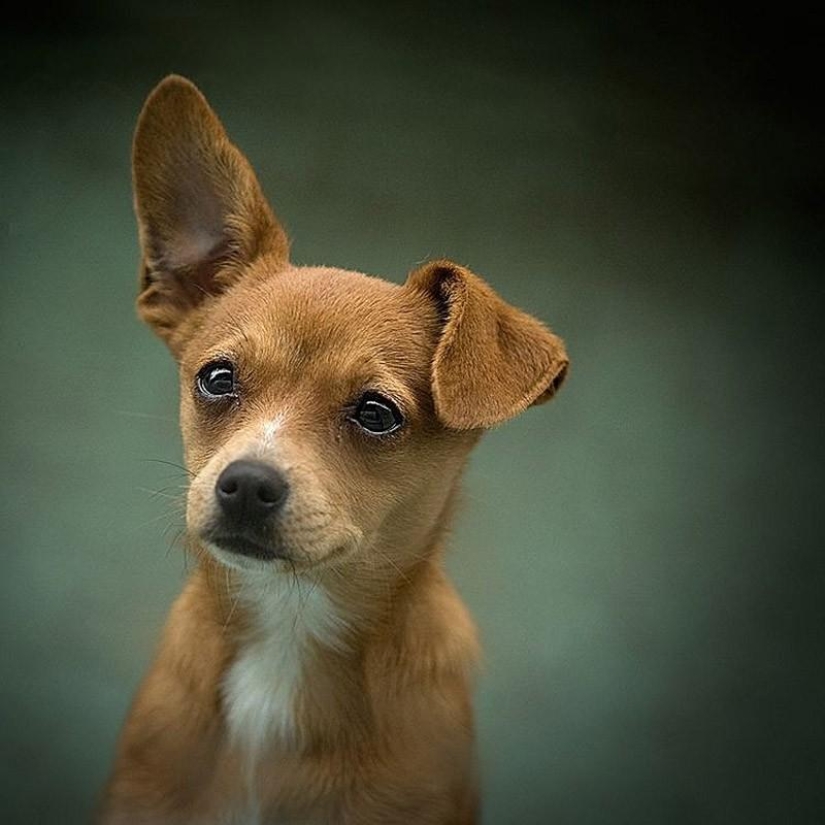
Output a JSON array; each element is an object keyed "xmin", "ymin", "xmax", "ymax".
[{"xmin": 132, "ymin": 76, "xmax": 569, "ymax": 577}]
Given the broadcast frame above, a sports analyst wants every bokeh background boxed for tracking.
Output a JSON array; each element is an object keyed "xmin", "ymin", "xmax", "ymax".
[{"xmin": 2, "ymin": 3, "xmax": 823, "ymax": 823}]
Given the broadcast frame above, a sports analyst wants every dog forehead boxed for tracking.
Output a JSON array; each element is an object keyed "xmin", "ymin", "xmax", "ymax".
[{"xmin": 206, "ymin": 265, "xmax": 438, "ymax": 372}]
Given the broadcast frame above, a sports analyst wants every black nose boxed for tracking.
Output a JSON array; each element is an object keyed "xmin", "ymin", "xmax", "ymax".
[{"xmin": 215, "ymin": 460, "xmax": 289, "ymax": 524}]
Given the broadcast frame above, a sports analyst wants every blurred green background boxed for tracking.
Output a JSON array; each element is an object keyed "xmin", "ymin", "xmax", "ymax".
[{"xmin": 2, "ymin": 3, "xmax": 823, "ymax": 823}]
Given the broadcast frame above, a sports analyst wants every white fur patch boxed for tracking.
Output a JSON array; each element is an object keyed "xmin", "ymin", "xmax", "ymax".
[
  {"xmin": 222, "ymin": 573, "xmax": 348, "ymax": 759},
  {"xmin": 259, "ymin": 416, "xmax": 284, "ymax": 449}
]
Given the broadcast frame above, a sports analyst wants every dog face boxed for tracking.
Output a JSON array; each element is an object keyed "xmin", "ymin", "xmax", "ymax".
[
  {"xmin": 132, "ymin": 76, "xmax": 568, "ymax": 577},
  {"xmin": 178, "ymin": 263, "xmax": 475, "ymax": 574}
]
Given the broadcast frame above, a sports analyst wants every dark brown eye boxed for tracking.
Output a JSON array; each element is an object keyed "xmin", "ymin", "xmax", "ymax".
[
  {"xmin": 197, "ymin": 361, "xmax": 236, "ymax": 398},
  {"xmin": 352, "ymin": 393, "xmax": 404, "ymax": 435}
]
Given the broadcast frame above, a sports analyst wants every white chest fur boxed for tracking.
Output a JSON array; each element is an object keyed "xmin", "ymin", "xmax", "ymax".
[{"xmin": 222, "ymin": 575, "xmax": 347, "ymax": 757}]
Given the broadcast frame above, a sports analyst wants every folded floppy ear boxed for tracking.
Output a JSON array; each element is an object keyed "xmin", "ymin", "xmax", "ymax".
[
  {"xmin": 132, "ymin": 75, "xmax": 289, "ymax": 348},
  {"xmin": 407, "ymin": 260, "xmax": 569, "ymax": 430}
]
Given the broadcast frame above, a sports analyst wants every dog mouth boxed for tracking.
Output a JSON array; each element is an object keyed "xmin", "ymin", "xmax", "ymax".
[
  {"xmin": 205, "ymin": 531, "xmax": 288, "ymax": 561},
  {"xmin": 201, "ymin": 528, "xmax": 359, "ymax": 574}
]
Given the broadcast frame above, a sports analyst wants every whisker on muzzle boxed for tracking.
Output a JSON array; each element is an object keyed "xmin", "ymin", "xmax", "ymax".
[{"xmin": 140, "ymin": 457, "xmax": 196, "ymax": 478}]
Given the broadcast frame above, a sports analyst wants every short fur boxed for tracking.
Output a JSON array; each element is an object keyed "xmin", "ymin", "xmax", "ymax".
[{"xmin": 100, "ymin": 75, "xmax": 569, "ymax": 825}]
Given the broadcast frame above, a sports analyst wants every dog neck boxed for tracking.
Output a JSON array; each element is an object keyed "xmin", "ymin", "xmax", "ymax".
[{"xmin": 200, "ymin": 528, "xmax": 474, "ymax": 762}]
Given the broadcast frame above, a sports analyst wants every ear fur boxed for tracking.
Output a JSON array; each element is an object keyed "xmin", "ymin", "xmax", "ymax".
[
  {"xmin": 132, "ymin": 75, "xmax": 289, "ymax": 348},
  {"xmin": 407, "ymin": 260, "xmax": 569, "ymax": 430}
]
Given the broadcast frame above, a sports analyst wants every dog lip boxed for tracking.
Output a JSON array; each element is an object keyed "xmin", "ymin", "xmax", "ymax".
[{"xmin": 208, "ymin": 533, "xmax": 287, "ymax": 561}]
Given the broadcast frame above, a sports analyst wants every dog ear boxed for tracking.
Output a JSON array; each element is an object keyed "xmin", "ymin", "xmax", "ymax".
[
  {"xmin": 132, "ymin": 75, "xmax": 288, "ymax": 348},
  {"xmin": 407, "ymin": 260, "xmax": 569, "ymax": 430}
]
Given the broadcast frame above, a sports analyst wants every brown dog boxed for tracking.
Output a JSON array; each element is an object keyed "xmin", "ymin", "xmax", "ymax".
[{"xmin": 100, "ymin": 75, "xmax": 569, "ymax": 825}]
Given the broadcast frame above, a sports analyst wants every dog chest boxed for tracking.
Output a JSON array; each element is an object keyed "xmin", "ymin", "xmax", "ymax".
[{"xmin": 221, "ymin": 578, "xmax": 347, "ymax": 755}]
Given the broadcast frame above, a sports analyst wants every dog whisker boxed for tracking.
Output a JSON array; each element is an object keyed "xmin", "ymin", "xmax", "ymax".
[
  {"xmin": 113, "ymin": 409, "xmax": 177, "ymax": 423},
  {"xmin": 137, "ymin": 486, "xmax": 187, "ymax": 503},
  {"xmin": 140, "ymin": 457, "xmax": 196, "ymax": 478},
  {"xmin": 372, "ymin": 547, "xmax": 412, "ymax": 586}
]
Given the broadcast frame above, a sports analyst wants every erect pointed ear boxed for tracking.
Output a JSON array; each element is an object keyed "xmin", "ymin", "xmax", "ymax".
[
  {"xmin": 407, "ymin": 260, "xmax": 569, "ymax": 430},
  {"xmin": 132, "ymin": 75, "xmax": 289, "ymax": 349}
]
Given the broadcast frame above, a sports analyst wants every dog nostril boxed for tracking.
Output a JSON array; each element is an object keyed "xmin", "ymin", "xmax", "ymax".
[
  {"xmin": 218, "ymin": 477, "xmax": 239, "ymax": 496},
  {"xmin": 256, "ymin": 481, "xmax": 281, "ymax": 505}
]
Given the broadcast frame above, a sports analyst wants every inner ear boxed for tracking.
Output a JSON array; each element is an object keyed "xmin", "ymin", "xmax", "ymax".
[
  {"xmin": 145, "ymin": 158, "xmax": 229, "ymax": 275},
  {"xmin": 407, "ymin": 260, "xmax": 569, "ymax": 430}
]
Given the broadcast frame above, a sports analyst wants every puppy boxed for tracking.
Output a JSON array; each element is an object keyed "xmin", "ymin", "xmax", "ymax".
[{"xmin": 100, "ymin": 75, "xmax": 569, "ymax": 825}]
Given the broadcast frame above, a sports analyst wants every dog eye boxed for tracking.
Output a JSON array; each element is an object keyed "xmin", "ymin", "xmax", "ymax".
[
  {"xmin": 352, "ymin": 393, "xmax": 404, "ymax": 435},
  {"xmin": 197, "ymin": 361, "xmax": 236, "ymax": 398}
]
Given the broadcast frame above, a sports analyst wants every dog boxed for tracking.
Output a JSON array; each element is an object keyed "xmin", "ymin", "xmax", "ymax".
[{"xmin": 100, "ymin": 75, "xmax": 569, "ymax": 825}]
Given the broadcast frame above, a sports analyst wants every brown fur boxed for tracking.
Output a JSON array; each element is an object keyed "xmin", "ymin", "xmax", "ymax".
[{"xmin": 99, "ymin": 75, "xmax": 568, "ymax": 824}]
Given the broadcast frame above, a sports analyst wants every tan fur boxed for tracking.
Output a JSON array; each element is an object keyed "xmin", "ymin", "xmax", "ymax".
[{"xmin": 100, "ymin": 75, "xmax": 568, "ymax": 824}]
